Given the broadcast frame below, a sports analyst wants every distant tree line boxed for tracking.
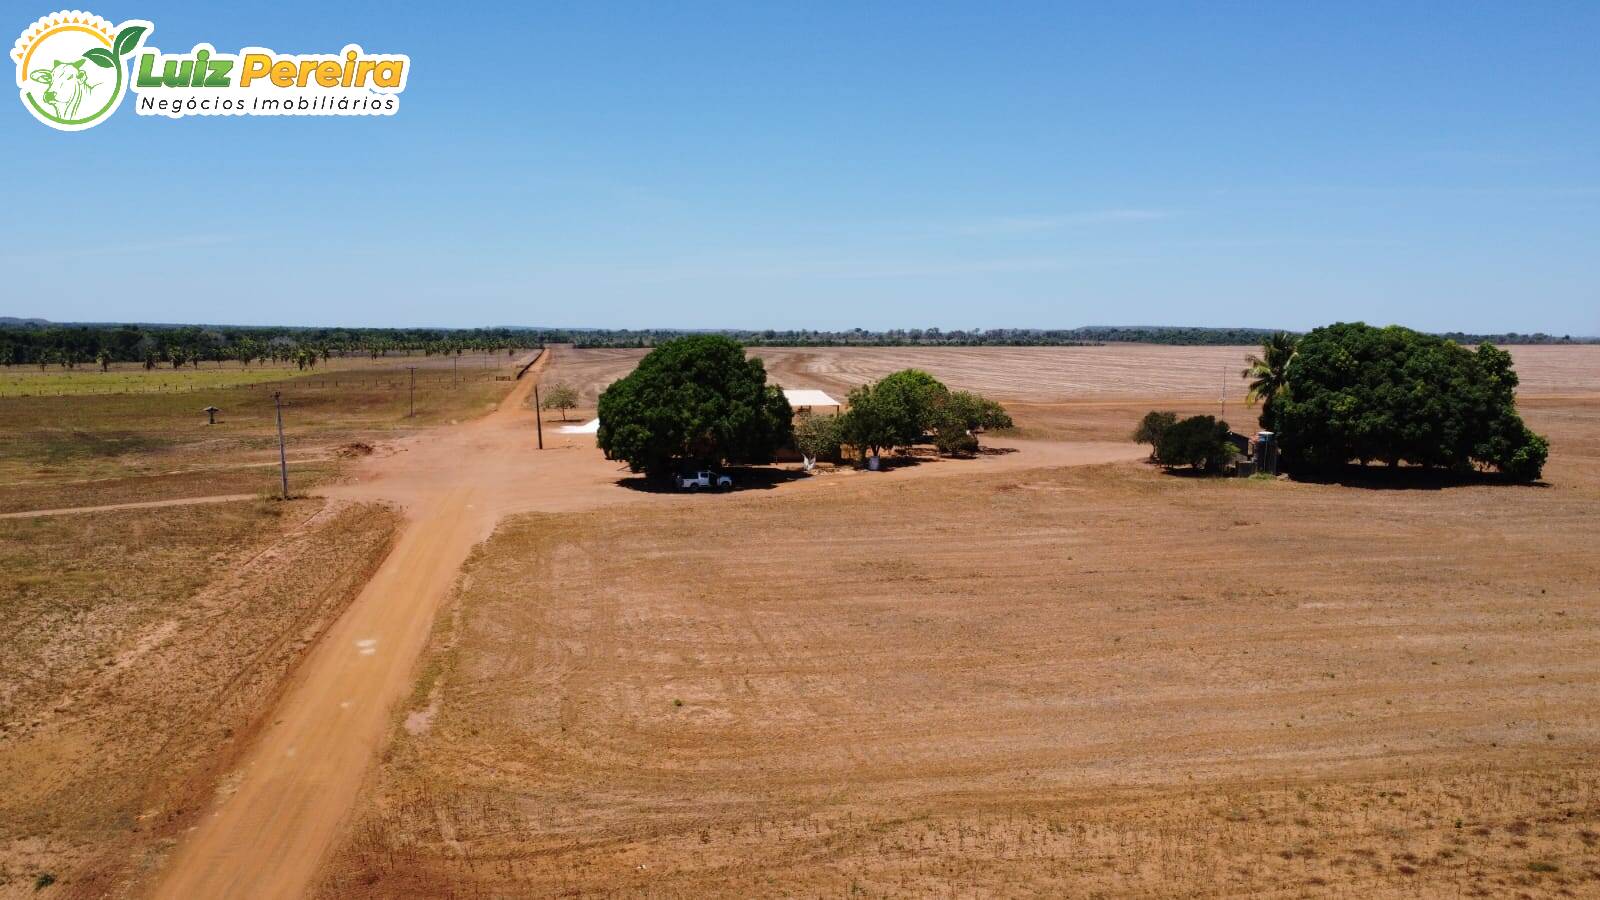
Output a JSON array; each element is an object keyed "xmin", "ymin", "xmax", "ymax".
[
  {"xmin": 2, "ymin": 320, "xmax": 1592, "ymax": 369},
  {"xmin": 0, "ymin": 323, "xmax": 540, "ymax": 369}
]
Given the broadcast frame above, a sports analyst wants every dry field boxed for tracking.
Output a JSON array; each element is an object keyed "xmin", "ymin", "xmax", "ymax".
[
  {"xmin": 0, "ymin": 354, "xmax": 535, "ymax": 896},
  {"xmin": 551, "ymin": 344, "xmax": 1600, "ymax": 406},
  {"xmin": 310, "ymin": 346, "xmax": 1600, "ymax": 898},
  {"xmin": 0, "ymin": 498, "xmax": 401, "ymax": 896}
]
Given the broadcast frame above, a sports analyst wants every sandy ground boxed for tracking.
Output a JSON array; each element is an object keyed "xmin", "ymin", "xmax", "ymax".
[
  {"xmin": 551, "ymin": 344, "xmax": 1600, "ymax": 405},
  {"xmin": 11, "ymin": 342, "xmax": 1595, "ymax": 897},
  {"xmin": 313, "ymin": 392, "xmax": 1600, "ymax": 897},
  {"xmin": 0, "ymin": 498, "xmax": 401, "ymax": 898},
  {"xmin": 141, "ymin": 348, "xmax": 1151, "ymax": 899}
]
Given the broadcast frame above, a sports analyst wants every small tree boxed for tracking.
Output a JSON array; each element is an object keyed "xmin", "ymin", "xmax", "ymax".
[
  {"xmin": 1131, "ymin": 410, "xmax": 1178, "ymax": 458},
  {"xmin": 1154, "ymin": 415, "xmax": 1234, "ymax": 472},
  {"xmin": 541, "ymin": 383, "xmax": 579, "ymax": 421},
  {"xmin": 793, "ymin": 411, "xmax": 843, "ymax": 467}
]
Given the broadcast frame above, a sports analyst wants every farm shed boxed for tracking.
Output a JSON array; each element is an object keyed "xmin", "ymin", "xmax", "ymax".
[{"xmin": 782, "ymin": 388, "xmax": 841, "ymax": 416}]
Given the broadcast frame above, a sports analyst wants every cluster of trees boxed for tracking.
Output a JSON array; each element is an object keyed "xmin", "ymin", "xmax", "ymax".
[
  {"xmin": 833, "ymin": 370, "xmax": 1012, "ymax": 461},
  {"xmin": 1136, "ymin": 323, "xmax": 1551, "ymax": 482},
  {"xmin": 594, "ymin": 336, "xmax": 1013, "ymax": 476},
  {"xmin": 1262, "ymin": 323, "xmax": 1548, "ymax": 481},
  {"xmin": 1133, "ymin": 411, "xmax": 1236, "ymax": 472},
  {"xmin": 1215, "ymin": 323, "xmax": 1548, "ymax": 481},
  {"xmin": 0, "ymin": 323, "xmax": 537, "ymax": 369},
  {"xmin": 790, "ymin": 371, "xmax": 1012, "ymax": 465}
]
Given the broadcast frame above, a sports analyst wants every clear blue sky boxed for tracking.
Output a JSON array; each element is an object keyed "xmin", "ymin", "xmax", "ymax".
[{"xmin": 4, "ymin": 2, "xmax": 1597, "ymax": 334}]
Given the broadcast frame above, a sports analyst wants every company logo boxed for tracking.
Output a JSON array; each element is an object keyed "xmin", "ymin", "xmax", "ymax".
[
  {"xmin": 13, "ymin": 9, "xmax": 409, "ymax": 131},
  {"xmin": 13, "ymin": 10, "xmax": 147, "ymax": 130}
]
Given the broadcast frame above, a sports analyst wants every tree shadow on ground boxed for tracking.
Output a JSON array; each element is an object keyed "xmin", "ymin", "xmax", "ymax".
[
  {"xmin": 1288, "ymin": 465, "xmax": 1548, "ymax": 491},
  {"xmin": 1151, "ymin": 461, "xmax": 1546, "ymax": 489},
  {"xmin": 613, "ymin": 466, "xmax": 813, "ymax": 494}
]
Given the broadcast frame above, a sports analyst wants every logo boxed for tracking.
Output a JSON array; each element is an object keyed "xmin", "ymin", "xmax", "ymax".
[
  {"xmin": 14, "ymin": 9, "xmax": 409, "ymax": 131},
  {"xmin": 13, "ymin": 10, "xmax": 148, "ymax": 130}
]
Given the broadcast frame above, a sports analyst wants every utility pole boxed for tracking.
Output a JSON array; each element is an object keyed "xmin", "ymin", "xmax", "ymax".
[
  {"xmin": 407, "ymin": 366, "xmax": 417, "ymax": 417},
  {"xmin": 533, "ymin": 385, "xmax": 544, "ymax": 450},
  {"xmin": 1220, "ymin": 366, "xmax": 1228, "ymax": 419},
  {"xmin": 273, "ymin": 391, "xmax": 289, "ymax": 500},
  {"xmin": 452, "ymin": 355, "xmax": 458, "ymax": 384}
]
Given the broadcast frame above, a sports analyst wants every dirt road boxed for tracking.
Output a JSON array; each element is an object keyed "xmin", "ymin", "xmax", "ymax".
[{"xmin": 147, "ymin": 349, "xmax": 1144, "ymax": 899}]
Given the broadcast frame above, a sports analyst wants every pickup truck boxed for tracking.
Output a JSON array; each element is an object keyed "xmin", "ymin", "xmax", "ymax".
[{"xmin": 676, "ymin": 470, "xmax": 732, "ymax": 491}]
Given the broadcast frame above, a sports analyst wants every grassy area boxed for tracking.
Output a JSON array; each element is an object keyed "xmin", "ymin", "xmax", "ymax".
[
  {"xmin": 0, "ymin": 354, "xmax": 528, "ymax": 495},
  {"xmin": 0, "ymin": 352, "xmax": 521, "ymax": 397}
]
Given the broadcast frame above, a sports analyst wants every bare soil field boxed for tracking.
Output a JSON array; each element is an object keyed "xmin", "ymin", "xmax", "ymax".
[
  {"xmin": 552, "ymin": 344, "xmax": 1600, "ymax": 406},
  {"xmin": 0, "ymin": 497, "xmax": 400, "ymax": 897},
  {"xmin": 7, "ymin": 343, "xmax": 1598, "ymax": 897},
  {"xmin": 0, "ymin": 354, "xmax": 534, "ymax": 896},
  {"xmin": 319, "ymin": 414, "xmax": 1600, "ymax": 897},
  {"xmin": 305, "ymin": 345, "xmax": 1600, "ymax": 898}
]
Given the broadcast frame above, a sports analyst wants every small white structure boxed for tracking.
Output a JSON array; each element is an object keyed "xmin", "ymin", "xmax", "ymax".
[
  {"xmin": 559, "ymin": 417, "xmax": 600, "ymax": 434},
  {"xmin": 782, "ymin": 388, "xmax": 841, "ymax": 416}
]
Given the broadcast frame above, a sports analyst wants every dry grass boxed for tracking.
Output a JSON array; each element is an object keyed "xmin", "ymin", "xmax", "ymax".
[
  {"xmin": 0, "ymin": 354, "xmax": 536, "ymax": 894},
  {"xmin": 319, "ymin": 393, "xmax": 1600, "ymax": 897},
  {"xmin": 0, "ymin": 498, "xmax": 402, "ymax": 896},
  {"xmin": 0, "ymin": 354, "xmax": 528, "ymax": 504}
]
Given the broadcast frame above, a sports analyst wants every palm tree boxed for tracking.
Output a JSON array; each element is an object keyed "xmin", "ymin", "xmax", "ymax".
[{"xmin": 1241, "ymin": 331, "xmax": 1299, "ymax": 422}]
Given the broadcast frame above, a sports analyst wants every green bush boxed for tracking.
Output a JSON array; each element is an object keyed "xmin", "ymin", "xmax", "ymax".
[
  {"xmin": 1131, "ymin": 410, "xmax": 1178, "ymax": 454},
  {"xmin": 1154, "ymin": 415, "xmax": 1234, "ymax": 472},
  {"xmin": 596, "ymin": 335, "xmax": 793, "ymax": 475},
  {"xmin": 1272, "ymin": 323, "xmax": 1548, "ymax": 481},
  {"xmin": 793, "ymin": 411, "xmax": 844, "ymax": 462}
]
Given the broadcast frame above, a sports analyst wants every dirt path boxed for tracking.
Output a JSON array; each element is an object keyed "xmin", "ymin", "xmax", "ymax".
[
  {"xmin": 146, "ymin": 349, "xmax": 1144, "ymax": 899},
  {"xmin": 0, "ymin": 493, "xmax": 258, "ymax": 519}
]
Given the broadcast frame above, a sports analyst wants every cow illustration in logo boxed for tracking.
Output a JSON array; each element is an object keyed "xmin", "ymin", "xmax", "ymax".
[
  {"xmin": 31, "ymin": 57, "xmax": 93, "ymax": 118},
  {"xmin": 12, "ymin": 10, "xmax": 150, "ymax": 131}
]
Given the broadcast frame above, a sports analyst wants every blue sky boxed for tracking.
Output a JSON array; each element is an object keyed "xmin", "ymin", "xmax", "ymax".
[{"xmin": 3, "ymin": 2, "xmax": 1597, "ymax": 334}]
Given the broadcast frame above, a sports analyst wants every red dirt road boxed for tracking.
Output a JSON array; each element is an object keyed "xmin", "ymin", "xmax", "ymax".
[{"xmin": 147, "ymin": 349, "xmax": 1138, "ymax": 899}]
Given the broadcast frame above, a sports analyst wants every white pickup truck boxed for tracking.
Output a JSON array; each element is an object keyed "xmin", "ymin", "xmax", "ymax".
[{"xmin": 676, "ymin": 470, "xmax": 732, "ymax": 491}]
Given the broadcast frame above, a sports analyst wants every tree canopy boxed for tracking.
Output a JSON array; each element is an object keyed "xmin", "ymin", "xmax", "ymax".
[
  {"xmin": 1271, "ymin": 322, "xmax": 1548, "ymax": 481},
  {"xmin": 839, "ymin": 370, "xmax": 1010, "ymax": 460},
  {"xmin": 1154, "ymin": 415, "xmax": 1234, "ymax": 471},
  {"xmin": 596, "ymin": 335, "xmax": 793, "ymax": 475}
]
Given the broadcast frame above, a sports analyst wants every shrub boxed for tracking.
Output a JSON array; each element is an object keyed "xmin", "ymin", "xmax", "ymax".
[
  {"xmin": 1154, "ymin": 415, "xmax": 1234, "ymax": 472},
  {"xmin": 596, "ymin": 335, "xmax": 792, "ymax": 475},
  {"xmin": 932, "ymin": 416, "xmax": 980, "ymax": 456},
  {"xmin": 793, "ymin": 411, "xmax": 844, "ymax": 462},
  {"xmin": 1272, "ymin": 323, "xmax": 1548, "ymax": 481},
  {"xmin": 1132, "ymin": 410, "xmax": 1178, "ymax": 454}
]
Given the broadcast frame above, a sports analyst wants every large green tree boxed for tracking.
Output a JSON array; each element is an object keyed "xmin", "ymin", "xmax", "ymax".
[
  {"xmin": 596, "ymin": 335, "xmax": 793, "ymax": 475},
  {"xmin": 1272, "ymin": 322, "xmax": 1548, "ymax": 481}
]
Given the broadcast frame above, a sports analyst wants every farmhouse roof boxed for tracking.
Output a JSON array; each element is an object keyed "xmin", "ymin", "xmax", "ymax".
[{"xmin": 782, "ymin": 389, "xmax": 841, "ymax": 408}]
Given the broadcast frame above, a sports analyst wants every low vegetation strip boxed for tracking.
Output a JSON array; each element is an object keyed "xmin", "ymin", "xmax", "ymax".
[{"xmin": 0, "ymin": 492, "xmax": 257, "ymax": 519}]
